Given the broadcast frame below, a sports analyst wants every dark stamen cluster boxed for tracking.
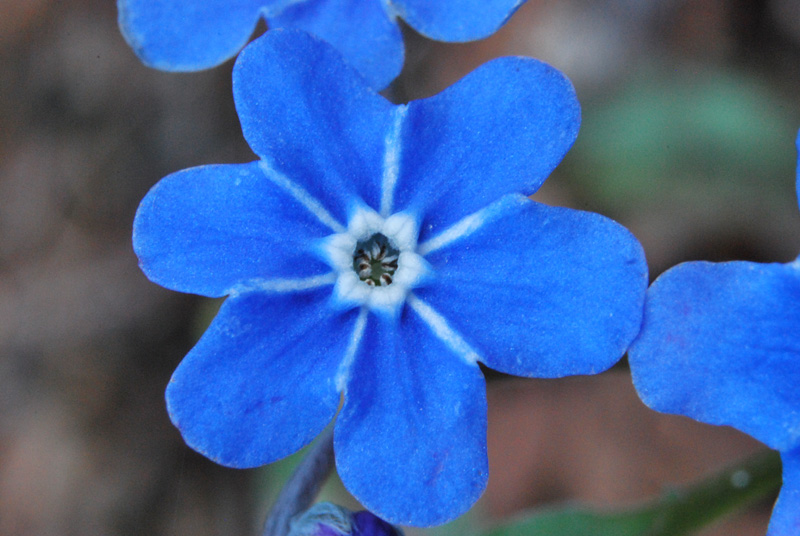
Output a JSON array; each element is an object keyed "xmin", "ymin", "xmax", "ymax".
[{"xmin": 353, "ymin": 233, "xmax": 399, "ymax": 286}]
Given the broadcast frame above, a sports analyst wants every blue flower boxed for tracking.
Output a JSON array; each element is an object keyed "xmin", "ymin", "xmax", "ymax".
[
  {"xmin": 133, "ymin": 30, "xmax": 648, "ymax": 526},
  {"xmin": 628, "ymin": 134, "xmax": 800, "ymax": 536},
  {"xmin": 117, "ymin": 0, "xmax": 527, "ymax": 89}
]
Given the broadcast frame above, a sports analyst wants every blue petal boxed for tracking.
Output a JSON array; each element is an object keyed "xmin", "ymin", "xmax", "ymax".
[
  {"xmin": 133, "ymin": 162, "xmax": 332, "ymax": 298},
  {"xmin": 629, "ymin": 261, "xmax": 800, "ymax": 451},
  {"xmin": 770, "ymin": 448, "xmax": 800, "ymax": 536},
  {"xmin": 417, "ymin": 195, "xmax": 647, "ymax": 377},
  {"xmin": 118, "ymin": 0, "xmax": 264, "ymax": 71},
  {"xmin": 392, "ymin": 57, "xmax": 580, "ymax": 242},
  {"xmin": 268, "ymin": 0, "xmax": 404, "ymax": 90},
  {"xmin": 233, "ymin": 31, "xmax": 397, "ymax": 222},
  {"xmin": 166, "ymin": 290, "xmax": 357, "ymax": 468},
  {"xmin": 391, "ymin": 0, "xmax": 525, "ymax": 41},
  {"xmin": 335, "ymin": 312, "xmax": 488, "ymax": 526}
]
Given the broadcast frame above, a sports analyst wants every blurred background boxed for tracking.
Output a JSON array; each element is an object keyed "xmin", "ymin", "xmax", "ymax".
[{"xmin": 2, "ymin": 0, "xmax": 800, "ymax": 534}]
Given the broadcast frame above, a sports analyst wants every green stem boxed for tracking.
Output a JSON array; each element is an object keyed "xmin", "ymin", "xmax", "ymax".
[{"xmin": 261, "ymin": 427, "xmax": 336, "ymax": 536}]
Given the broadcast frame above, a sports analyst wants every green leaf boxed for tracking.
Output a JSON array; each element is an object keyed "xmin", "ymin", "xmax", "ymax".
[
  {"xmin": 483, "ymin": 507, "xmax": 655, "ymax": 536},
  {"xmin": 482, "ymin": 450, "xmax": 781, "ymax": 536}
]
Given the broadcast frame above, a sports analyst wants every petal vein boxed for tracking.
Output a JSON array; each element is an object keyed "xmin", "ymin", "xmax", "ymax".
[
  {"xmin": 259, "ymin": 160, "xmax": 346, "ymax": 233},
  {"xmin": 336, "ymin": 307, "xmax": 369, "ymax": 391},
  {"xmin": 417, "ymin": 194, "xmax": 527, "ymax": 256},
  {"xmin": 380, "ymin": 105, "xmax": 408, "ymax": 217},
  {"xmin": 228, "ymin": 273, "xmax": 337, "ymax": 297},
  {"xmin": 407, "ymin": 294, "xmax": 480, "ymax": 365}
]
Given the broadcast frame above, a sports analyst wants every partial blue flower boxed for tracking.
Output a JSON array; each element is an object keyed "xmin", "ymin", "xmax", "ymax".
[
  {"xmin": 628, "ymin": 133, "xmax": 800, "ymax": 536},
  {"xmin": 288, "ymin": 502, "xmax": 402, "ymax": 536},
  {"xmin": 133, "ymin": 30, "xmax": 648, "ymax": 526},
  {"xmin": 117, "ymin": 0, "xmax": 526, "ymax": 88}
]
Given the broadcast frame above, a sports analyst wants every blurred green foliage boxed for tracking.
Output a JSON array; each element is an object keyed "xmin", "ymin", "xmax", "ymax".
[
  {"xmin": 566, "ymin": 67, "xmax": 799, "ymax": 212},
  {"xmin": 480, "ymin": 450, "xmax": 781, "ymax": 536}
]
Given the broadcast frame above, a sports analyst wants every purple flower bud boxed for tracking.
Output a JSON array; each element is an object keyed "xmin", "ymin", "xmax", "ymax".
[
  {"xmin": 289, "ymin": 503, "xmax": 402, "ymax": 536},
  {"xmin": 352, "ymin": 511, "xmax": 403, "ymax": 536}
]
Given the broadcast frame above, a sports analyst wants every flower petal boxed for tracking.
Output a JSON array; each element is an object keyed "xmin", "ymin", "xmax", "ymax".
[
  {"xmin": 233, "ymin": 31, "xmax": 397, "ymax": 223},
  {"xmin": 392, "ymin": 57, "xmax": 580, "ymax": 242},
  {"xmin": 133, "ymin": 162, "xmax": 333, "ymax": 298},
  {"xmin": 267, "ymin": 0, "xmax": 404, "ymax": 90},
  {"xmin": 770, "ymin": 448, "xmax": 800, "ymax": 536},
  {"xmin": 629, "ymin": 260, "xmax": 800, "ymax": 452},
  {"xmin": 417, "ymin": 195, "xmax": 647, "ymax": 377},
  {"xmin": 118, "ymin": 0, "xmax": 262, "ymax": 71},
  {"xmin": 166, "ymin": 290, "xmax": 357, "ymax": 468},
  {"xmin": 335, "ymin": 312, "xmax": 488, "ymax": 526},
  {"xmin": 391, "ymin": 0, "xmax": 525, "ymax": 41}
]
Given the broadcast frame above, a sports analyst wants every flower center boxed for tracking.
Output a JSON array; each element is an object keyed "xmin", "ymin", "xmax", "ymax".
[
  {"xmin": 319, "ymin": 207, "xmax": 429, "ymax": 315},
  {"xmin": 352, "ymin": 233, "xmax": 399, "ymax": 286}
]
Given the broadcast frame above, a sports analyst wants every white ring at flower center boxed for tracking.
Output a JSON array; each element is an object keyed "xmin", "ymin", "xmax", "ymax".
[{"xmin": 318, "ymin": 205, "xmax": 430, "ymax": 316}]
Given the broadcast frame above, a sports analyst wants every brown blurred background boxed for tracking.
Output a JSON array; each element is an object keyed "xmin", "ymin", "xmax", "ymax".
[{"xmin": 2, "ymin": 0, "xmax": 800, "ymax": 535}]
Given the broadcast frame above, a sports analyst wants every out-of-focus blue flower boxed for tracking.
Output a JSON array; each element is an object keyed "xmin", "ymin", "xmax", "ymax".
[
  {"xmin": 628, "ymin": 133, "xmax": 800, "ymax": 536},
  {"xmin": 133, "ymin": 30, "xmax": 647, "ymax": 526},
  {"xmin": 117, "ymin": 0, "xmax": 527, "ymax": 88},
  {"xmin": 289, "ymin": 503, "xmax": 402, "ymax": 536}
]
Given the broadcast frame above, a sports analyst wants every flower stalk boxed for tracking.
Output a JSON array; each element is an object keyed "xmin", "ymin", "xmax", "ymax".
[{"xmin": 263, "ymin": 427, "xmax": 336, "ymax": 536}]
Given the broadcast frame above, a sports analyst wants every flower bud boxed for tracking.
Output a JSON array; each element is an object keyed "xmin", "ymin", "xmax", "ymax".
[{"xmin": 288, "ymin": 503, "xmax": 402, "ymax": 536}]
